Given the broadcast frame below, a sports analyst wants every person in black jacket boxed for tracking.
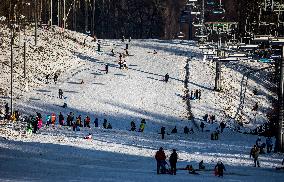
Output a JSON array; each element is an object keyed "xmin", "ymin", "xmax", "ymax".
[
  {"xmin": 169, "ymin": 149, "xmax": 178, "ymax": 175},
  {"xmin": 160, "ymin": 126, "xmax": 166, "ymax": 139},
  {"xmin": 215, "ymin": 161, "xmax": 225, "ymax": 177}
]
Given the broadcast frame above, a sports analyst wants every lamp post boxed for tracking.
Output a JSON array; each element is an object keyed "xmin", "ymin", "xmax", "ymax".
[{"xmin": 10, "ymin": 25, "xmax": 15, "ymax": 114}]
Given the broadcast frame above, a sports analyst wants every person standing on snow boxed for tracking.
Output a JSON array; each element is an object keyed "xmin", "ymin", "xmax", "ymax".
[
  {"xmin": 58, "ymin": 89, "xmax": 63, "ymax": 99},
  {"xmin": 169, "ymin": 149, "xmax": 178, "ymax": 175},
  {"xmin": 105, "ymin": 64, "xmax": 109, "ymax": 74},
  {"xmin": 250, "ymin": 145, "xmax": 260, "ymax": 167},
  {"xmin": 59, "ymin": 112, "xmax": 64, "ymax": 126},
  {"xmin": 200, "ymin": 122, "xmax": 205, "ymax": 132},
  {"xmin": 164, "ymin": 73, "xmax": 169, "ymax": 83},
  {"xmin": 266, "ymin": 137, "xmax": 273, "ymax": 153},
  {"xmin": 160, "ymin": 126, "xmax": 166, "ymax": 139},
  {"xmin": 54, "ymin": 74, "xmax": 58, "ymax": 84},
  {"xmin": 155, "ymin": 147, "xmax": 166, "ymax": 174},
  {"xmin": 215, "ymin": 161, "xmax": 226, "ymax": 177}
]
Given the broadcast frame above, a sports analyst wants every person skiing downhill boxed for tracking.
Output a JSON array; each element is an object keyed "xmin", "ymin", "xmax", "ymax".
[
  {"xmin": 250, "ymin": 145, "xmax": 260, "ymax": 167},
  {"xmin": 164, "ymin": 73, "xmax": 169, "ymax": 83}
]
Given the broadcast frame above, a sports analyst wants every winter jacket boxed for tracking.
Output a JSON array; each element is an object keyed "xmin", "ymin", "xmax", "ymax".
[
  {"xmin": 250, "ymin": 147, "xmax": 260, "ymax": 158},
  {"xmin": 215, "ymin": 162, "xmax": 225, "ymax": 172},
  {"xmin": 155, "ymin": 150, "xmax": 166, "ymax": 161},
  {"xmin": 169, "ymin": 152, "xmax": 178, "ymax": 164}
]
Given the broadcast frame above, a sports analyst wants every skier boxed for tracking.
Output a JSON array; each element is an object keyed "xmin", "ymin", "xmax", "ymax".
[
  {"xmin": 128, "ymin": 37, "xmax": 131, "ymax": 42},
  {"xmin": 153, "ymin": 50, "xmax": 157, "ymax": 54},
  {"xmin": 54, "ymin": 73, "xmax": 58, "ymax": 84},
  {"xmin": 58, "ymin": 89, "xmax": 63, "ymax": 99},
  {"xmin": 160, "ymin": 126, "xmax": 166, "ymax": 139},
  {"xmin": 37, "ymin": 117, "xmax": 43, "ymax": 129},
  {"xmin": 155, "ymin": 147, "xmax": 166, "ymax": 174},
  {"xmin": 164, "ymin": 73, "xmax": 169, "ymax": 83},
  {"xmin": 250, "ymin": 145, "xmax": 260, "ymax": 167},
  {"xmin": 122, "ymin": 35, "xmax": 125, "ymax": 42},
  {"xmin": 32, "ymin": 116, "xmax": 38, "ymax": 133},
  {"xmin": 256, "ymin": 137, "xmax": 262, "ymax": 148},
  {"xmin": 171, "ymin": 126, "xmax": 177, "ymax": 134},
  {"xmin": 126, "ymin": 43, "xmax": 128, "ymax": 50},
  {"xmin": 67, "ymin": 112, "xmax": 72, "ymax": 126},
  {"xmin": 215, "ymin": 161, "xmax": 226, "ymax": 177},
  {"xmin": 194, "ymin": 89, "xmax": 199, "ymax": 100},
  {"xmin": 252, "ymin": 102, "xmax": 259, "ymax": 111},
  {"xmin": 169, "ymin": 149, "xmax": 178, "ymax": 175},
  {"xmin": 105, "ymin": 64, "xmax": 109, "ymax": 74},
  {"xmin": 200, "ymin": 122, "xmax": 205, "ymax": 132},
  {"xmin": 190, "ymin": 91, "xmax": 193, "ymax": 99}
]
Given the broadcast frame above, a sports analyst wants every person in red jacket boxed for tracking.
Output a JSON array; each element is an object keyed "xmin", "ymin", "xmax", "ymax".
[{"xmin": 155, "ymin": 147, "xmax": 166, "ymax": 174}]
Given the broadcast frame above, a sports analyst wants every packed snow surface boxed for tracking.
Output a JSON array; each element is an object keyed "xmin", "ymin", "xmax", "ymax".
[{"xmin": 0, "ymin": 27, "xmax": 283, "ymax": 181}]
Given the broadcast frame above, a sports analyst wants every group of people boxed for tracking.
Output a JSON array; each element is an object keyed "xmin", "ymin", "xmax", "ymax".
[
  {"xmin": 155, "ymin": 147, "xmax": 226, "ymax": 177},
  {"xmin": 190, "ymin": 89, "xmax": 201, "ymax": 100},
  {"xmin": 130, "ymin": 119, "xmax": 146, "ymax": 132},
  {"xmin": 45, "ymin": 73, "xmax": 58, "ymax": 84},
  {"xmin": 159, "ymin": 126, "xmax": 194, "ymax": 139}
]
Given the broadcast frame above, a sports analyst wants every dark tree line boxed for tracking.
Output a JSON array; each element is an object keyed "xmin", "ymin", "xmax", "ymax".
[{"xmin": 0, "ymin": 0, "xmax": 184, "ymax": 39}]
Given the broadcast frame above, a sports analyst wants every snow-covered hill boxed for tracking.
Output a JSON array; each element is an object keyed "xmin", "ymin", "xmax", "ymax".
[{"xmin": 0, "ymin": 26, "xmax": 283, "ymax": 181}]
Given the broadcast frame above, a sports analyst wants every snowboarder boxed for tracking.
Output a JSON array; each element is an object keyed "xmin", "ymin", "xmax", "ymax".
[
  {"xmin": 171, "ymin": 126, "xmax": 177, "ymax": 134},
  {"xmin": 200, "ymin": 122, "xmax": 205, "ymax": 132},
  {"xmin": 105, "ymin": 64, "xmax": 109, "ymax": 74},
  {"xmin": 184, "ymin": 126, "xmax": 189, "ymax": 134},
  {"xmin": 164, "ymin": 73, "xmax": 169, "ymax": 83},
  {"xmin": 250, "ymin": 145, "xmax": 260, "ymax": 167},
  {"xmin": 215, "ymin": 161, "xmax": 226, "ymax": 177},
  {"xmin": 94, "ymin": 117, "xmax": 99, "ymax": 127},
  {"xmin": 126, "ymin": 43, "xmax": 128, "ymax": 50},
  {"xmin": 160, "ymin": 126, "xmax": 166, "ymax": 139},
  {"xmin": 58, "ymin": 89, "xmax": 63, "ymax": 99},
  {"xmin": 169, "ymin": 149, "xmax": 178, "ymax": 175},
  {"xmin": 155, "ymin": 147, "xmax": 166, "ymax": 174},
  {"xmin": 266, "ymin": 137, "xmax": 273, "ymax": 153},
  {"xmin": 54, "ymin": 74, "xmax": 58, "ymax": 84},
  {"xmin": 198, "ymin": 89, "xmax": 201, "ymax": 100},
  {"xmin": 194, "ymin": 89, "xmax": 199, "ymax": 100},
  {"xmin": 130, "ymin": 121, "xmax": 136, "ymax": 131}
]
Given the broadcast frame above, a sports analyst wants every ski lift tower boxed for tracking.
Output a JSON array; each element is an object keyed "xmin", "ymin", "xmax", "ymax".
[{"xmin": 271, "ymin": 37, "xmax": 284, "ymax": 152}]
